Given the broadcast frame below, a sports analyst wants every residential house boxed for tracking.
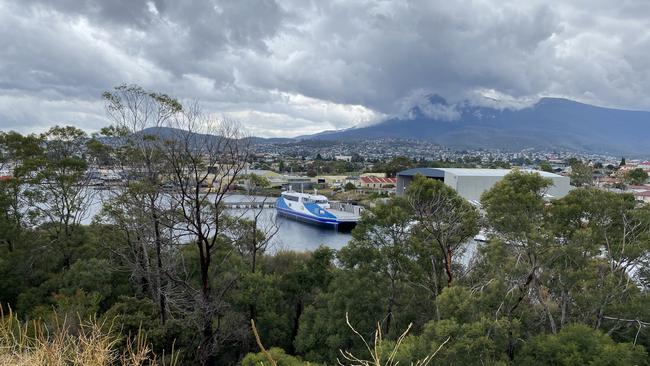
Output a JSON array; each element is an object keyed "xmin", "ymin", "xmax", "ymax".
[{"xmin": 360, "ymin": 176, "xmax": 397, "ymax": 190}]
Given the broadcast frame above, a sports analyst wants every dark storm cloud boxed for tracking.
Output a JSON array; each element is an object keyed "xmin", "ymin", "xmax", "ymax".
[{"xmin": 1, "ymin": 0, "xmax": 649, "ymax": 136}]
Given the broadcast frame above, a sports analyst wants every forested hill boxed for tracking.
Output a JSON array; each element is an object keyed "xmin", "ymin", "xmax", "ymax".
[
  {"xmin": 302, "ymin": 96, "xmax": 650, "ymax": 154},
  {"xmin": 2, "ymin": 94, "xmax": 649, "ymax": 365}
]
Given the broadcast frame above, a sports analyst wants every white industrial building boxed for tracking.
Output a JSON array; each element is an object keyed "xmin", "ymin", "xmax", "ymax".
[{"xmin": 396, "ymin": 168, "xmax": 571, "ymax": 204}]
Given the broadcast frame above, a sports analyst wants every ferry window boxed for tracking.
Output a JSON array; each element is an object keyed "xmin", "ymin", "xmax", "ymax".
[
  {"xmin": 316, "ymin": 199, "xmax": 328, "ymax": 204},
  {"xmin": 284, "ymin": 195, "xmax": 299, "ymax": 201}
]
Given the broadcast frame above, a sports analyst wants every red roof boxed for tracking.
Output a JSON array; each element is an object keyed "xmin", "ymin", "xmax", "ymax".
[
  {"xmin": 361, "ymin": 176, "xmax": 396, "ymax": 184},
  {"xmin": 634, "ymin": 190, "xmax": 650, "ymax": 196},
  {"xmin": 627, "ymin": 185, "xmax": 650, "ymax": 190}
]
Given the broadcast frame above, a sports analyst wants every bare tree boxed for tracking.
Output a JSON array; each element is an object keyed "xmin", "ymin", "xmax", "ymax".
[
  {"xmin": 162, "ymin": 106, "xmax": 251, "ymax": 366},
  {"xmin": 230, "ymin": 174, "xmax": 279, "ymax": 275},
  {"xmin": 102, "ymin": 84, "xmax": 182, "ymax": 325}
]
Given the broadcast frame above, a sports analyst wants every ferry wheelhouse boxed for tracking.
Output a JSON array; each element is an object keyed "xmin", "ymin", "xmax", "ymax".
[{"xmin": 275, "ymin": 191, "xmax": 360, "ymax": 230}]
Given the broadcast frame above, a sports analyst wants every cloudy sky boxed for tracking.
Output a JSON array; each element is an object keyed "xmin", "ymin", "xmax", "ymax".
[{"xmin": 1, "ymin": 0, "xmax": 649, "ymax": 137}]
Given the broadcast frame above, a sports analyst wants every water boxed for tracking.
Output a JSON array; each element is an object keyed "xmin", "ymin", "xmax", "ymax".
[
  {"xmin": 85, "ymin": 190, "xmax": 352, "ymax": 252},
  {"xmin": 83, "ymin": 190, "xmax": 479, "ymax": 257}
]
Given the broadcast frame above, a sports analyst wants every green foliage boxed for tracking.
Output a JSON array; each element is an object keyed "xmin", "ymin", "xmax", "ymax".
[
  {"xmin": 569, "ymin": 160, "xmax": 593, "ymax": 187},
  {"xmin": 538, "ymin": 161, "xmax": 553, "ymax": 172},
  {"xmin": 516, "ymin": 324, "xmax": 648, "ymax": 366},
  {"xmin": 626, "ymin": 168, "xmax": 648, "ymax": 185},
  {"xmin": 375, "ymin": 156, "xmax": 415, "ymax": 177},
  {"xmin": 344, "ymin": 182, "xmax": 356, "ymax": 191},
  {"xmin": 295, "ymin": 270, "xmax": 390, "ymax": 363},
  {"xmin": 406, "ymin": 175, "xmax": 479, "ymax": 285},
  {"xmin": 242, "ymin": 347, "xmax": 314, "ymax": 366},
  {"xmin": 481, "ymin": 170, "xmax": 551, "ymax": 239},
  {"xmin": 249, "ymin": 173, "xmax": 271, "ymax": 189},
  {"xmin": 2, "ymin": 111, "xmax": 649, "ymax": 365},
  {"xmin": 394, "ymin": 318, "xmax": 512, "ymax": 366}
]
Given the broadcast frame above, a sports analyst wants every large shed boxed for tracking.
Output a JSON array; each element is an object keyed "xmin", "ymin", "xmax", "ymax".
[{"xmin": 396, "ymin": 168, "xmax": 571, "ymax": 204}]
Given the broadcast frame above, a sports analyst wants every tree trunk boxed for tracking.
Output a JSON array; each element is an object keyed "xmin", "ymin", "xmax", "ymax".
[
  {"xmin": 506, "ymin": 314, "xmax": 516, "ymax": 361},
  {"xmin": 430, "ymin": 255, "xmax": 441, "ymax": 321},
  {"xmin": 385, "ymin": 274, "xmax": 399, "ymax": 336},
  {"xmin": 288, "ymin": 299, "xmax": 303, "ymax": 354},
  {"xmin": 198, "ymin": 239, "xmax": 217, "ymax": 366},
  {"xmin": 249, "ymin": 217, "xmax": 259, "ymax": 323},
  {"xmin": 560, "ymin": 289, "xmax": 568, "ymax": 328},
  {"xmin": 151, "ymin": 205, "xmax": 166, "ymax": 325},
  {"xmin": 444, "ymin": 248, "xmax": 453, "ymax": 286}
]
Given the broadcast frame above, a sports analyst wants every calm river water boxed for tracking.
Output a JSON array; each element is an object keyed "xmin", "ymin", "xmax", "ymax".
[
  {"xmin": 83, "ymin": 190, "xmax": 479, "ymax": 259},
  {"xmin": 84, "ymin": 191, "xmax": 352, "ymax": 252}
]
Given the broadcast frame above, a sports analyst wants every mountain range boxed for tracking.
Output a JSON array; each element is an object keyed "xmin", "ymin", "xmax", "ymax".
[{"xmin": 299, "ymin": 96, "xmax": 650, "ymax": 155}]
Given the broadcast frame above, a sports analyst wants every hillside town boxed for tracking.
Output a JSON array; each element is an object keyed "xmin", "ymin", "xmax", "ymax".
[{"xmin": 2, "ymin": 136, "xmax": 647, "ymax": 204}]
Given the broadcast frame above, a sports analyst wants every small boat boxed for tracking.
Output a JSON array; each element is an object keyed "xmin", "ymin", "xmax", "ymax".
[
  {"xmin": 474, "ymin": 229, "xmax": 489, "ymax": 242},
  {"xmin": 275, "ymin": 190, "xmax": 360, "ymax": 230}
]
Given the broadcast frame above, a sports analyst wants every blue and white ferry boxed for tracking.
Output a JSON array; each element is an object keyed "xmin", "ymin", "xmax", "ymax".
[{"xmin": 275, "ymin": 191, "xmax": 360, "ymax": 230}]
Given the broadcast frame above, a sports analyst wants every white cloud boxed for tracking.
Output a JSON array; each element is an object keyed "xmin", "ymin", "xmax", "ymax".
[{"xmin": 1, "ymin": 0, "xmax": 650, "ymax": 136}]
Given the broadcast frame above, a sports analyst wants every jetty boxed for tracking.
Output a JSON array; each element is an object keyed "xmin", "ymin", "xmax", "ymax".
[{"xmin": 222, "ymin": 201, "xmax": 276, "ymax": 209}]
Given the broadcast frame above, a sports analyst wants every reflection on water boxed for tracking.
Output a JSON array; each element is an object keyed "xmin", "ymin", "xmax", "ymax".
[
  {"xmin": 85, "ymin": 190, "xmax": 352, "ymax": 252},
  {"xmin": 84, "ymin": 190, "xmax": 478, "ymax": 257},
  {"xmin": 231, "ymin": 208, "xmax": 352, "ymax": 252}
]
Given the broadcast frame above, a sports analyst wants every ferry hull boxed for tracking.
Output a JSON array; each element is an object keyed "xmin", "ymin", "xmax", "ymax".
[
  {"xmin": 276, "ymin": 209, "xmax": 357, "ymax": 231},
  {"xmin": 275, "ymin": 197, "xmax": 357, "ymax": 231}
]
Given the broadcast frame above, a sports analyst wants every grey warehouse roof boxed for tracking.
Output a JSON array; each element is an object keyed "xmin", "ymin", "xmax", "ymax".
[
  {"xmin": 397, "ymin": 167, "xmax": 564, "ymax": 178},
  {"xmin": 396, "ymin": 168, "xmax": 445, "ymax": 178}
]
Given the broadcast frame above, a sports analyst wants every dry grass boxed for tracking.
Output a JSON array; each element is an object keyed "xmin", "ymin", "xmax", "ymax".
[
  {"xmin": 337, "ymin": 313, "xmax": 450, "ymax": 366},
  {"xmin": 0, "ymin": 306, "xmax": 178, "ymax": 366},
  {"xmin": 249, "ymin": 314, "xmax": 449, "ymax": 366}
]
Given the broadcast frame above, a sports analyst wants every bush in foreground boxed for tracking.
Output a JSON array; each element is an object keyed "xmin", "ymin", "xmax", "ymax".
[{"xmin": 0, "ymin": 307, "xmax": 177, "ymax": 366}]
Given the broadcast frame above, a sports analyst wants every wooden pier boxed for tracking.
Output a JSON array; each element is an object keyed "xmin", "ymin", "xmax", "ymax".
[{"xmin": 222, "ymin": 201, "xmax": 275, "ymax": 209}]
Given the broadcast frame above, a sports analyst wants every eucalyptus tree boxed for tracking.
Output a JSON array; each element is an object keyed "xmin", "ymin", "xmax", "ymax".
[
  {"xmin": 479, "ymin": 170, "xmax": 553, "ymax": 358},
  {"xmin": 232, "ymin": 173, "xmax": 278, "ymax": 275},
  {"xmin": 102, "ymin": 84, "xmax": 183, "ymax": 325},
  {"xmin": 161, "ymin": 106, "xmax": 251, "ymax": 366},
  {"xmin": 625, "ymin": 168, "xmax": 648, "ymax": 185},
  {"xmin": 338, "ymin": 197, "xmax": 415, "ymax": 336},
  {"xmin": 547, "ymin": 188, "xmax": 650, "ymax": 341},
  {"xmin": 31, "ymin": 126, "xmax": 93, "ymax": 268},
  {"xmin": 406, "ymin": 174, "xmax": 479, "ymax": 287},
  {"xmin": 569, "ymin": 160, "xmax": 593, "ymax": 187},
  {"xmin": 0, "ymin": 131, "xmax": 42, "ymax": 252},
  {"xmin": 226, "ymin": 174, "xmax": 279, "ymax": 326}
]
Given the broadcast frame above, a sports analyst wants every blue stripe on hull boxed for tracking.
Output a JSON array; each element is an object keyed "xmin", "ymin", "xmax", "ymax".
[
  {"xmin": 276, "ymin": 207, "xmax": 338, "ymax": 225},
  {"xmin": 276, "ymin": 209, "xmax": 339, "ymax": 227},
  {"xmin": 275, "ymin": 197, "xmax": 357, "ymax": 232}
]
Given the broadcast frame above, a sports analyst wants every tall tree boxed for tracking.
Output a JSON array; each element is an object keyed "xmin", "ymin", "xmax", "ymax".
[
  {"xmin": 338, "ymin": 197, "xmax": 414, "ymax": 335},
  {"xmin": 32, "ymin": 126, "xmax": 92, "ymax": 268},
  {"xmin": 102, "ymin": 84, "xmax": 182, "ymax": 325},
  {"xmin": 569, "ymin": 160, "xmax": 593, "ymax": 187},
  {"xmin": 545, "ymin": 188, "xmax": 650, "ymax": 336},
  {"xmin": 407, "ymin": 175, "xmax": 479, "ymax": 286},
  {"xmin": 0, "ymin": 132, "xmax": 42, "ymax": 252},
  {"xmin": 162, "ymin": 106, "xmax": 250, "ymax": 366},
  {"xmin": 625, "ymin": 168, "xmax": 648, "ymax": 185},
  {"xmin": 480, "ymin": 170, "xmax": 553, "ymax": 358}
]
